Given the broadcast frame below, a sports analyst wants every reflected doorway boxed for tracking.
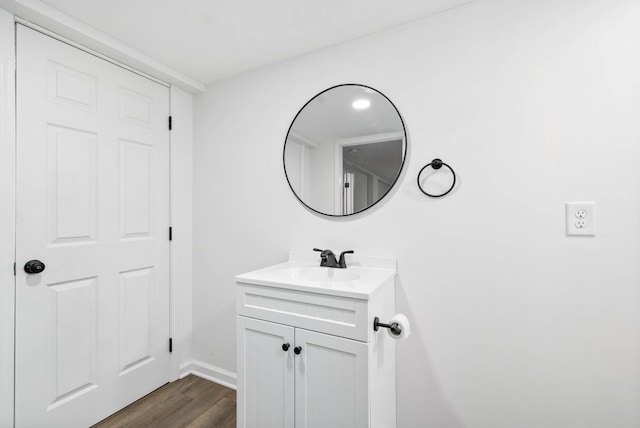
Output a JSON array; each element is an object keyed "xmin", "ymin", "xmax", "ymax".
[{"xmin": 339, "ymin": 137, "xmax": 403, "ymax": 215}]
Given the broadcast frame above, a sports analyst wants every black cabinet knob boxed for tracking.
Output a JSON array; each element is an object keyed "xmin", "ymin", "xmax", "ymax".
[
  {"xmin": 294, "ymin": 346, "xmax": 302, "ymax": 355},
  {"xmin": 282, "ymin": 343, "xmax": 290, "ymax": 351},
  {"xmin": 24, "ymin": 260, "xmax": 45, "ymax": 274}
]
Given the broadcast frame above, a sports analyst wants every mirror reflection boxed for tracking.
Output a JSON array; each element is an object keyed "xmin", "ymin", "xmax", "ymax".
[{"xmin": 284, "ymin": 84, "xmax": 406, "ymax": 216}]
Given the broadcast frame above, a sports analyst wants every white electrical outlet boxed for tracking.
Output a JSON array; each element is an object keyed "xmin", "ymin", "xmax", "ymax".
[{"xmin": 566, "ymin": 202, "xmax": 595, "ymax": 236}]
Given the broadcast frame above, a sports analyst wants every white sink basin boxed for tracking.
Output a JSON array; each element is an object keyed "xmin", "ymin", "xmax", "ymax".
[
  {"xmin": 235, "ymin": 251, "xmax": 397, "ymax": 299},
  {"xmin": 277, "ymin": 266, "xmax": 360, "ymax": 282}
]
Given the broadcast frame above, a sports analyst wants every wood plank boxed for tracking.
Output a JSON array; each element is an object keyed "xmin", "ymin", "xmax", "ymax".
[
  {"xmin": 185, "ymin": 395, "xmax": 236, "ymax": 428},
  {"xmin": 93, "ymin": 375, "xmax": 236, "ymax": 428}
]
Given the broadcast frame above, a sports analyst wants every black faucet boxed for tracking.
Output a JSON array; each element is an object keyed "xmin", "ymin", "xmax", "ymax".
[{"xmin": 313, "ymin": 248, "xmax": 354, "ymax": 268}]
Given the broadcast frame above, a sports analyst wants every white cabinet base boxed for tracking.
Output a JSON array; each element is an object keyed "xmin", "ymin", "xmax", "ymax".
[
  {"xmin": 237, "ymin": 274, "xmax": 396, "ymax": 427},
  {"xmin": 236, "ymin": 253, "xmax": 397, "ymax": 428}
]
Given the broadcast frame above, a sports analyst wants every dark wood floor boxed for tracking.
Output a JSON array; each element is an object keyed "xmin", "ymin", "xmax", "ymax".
[{"xmin": 93, "ymin": 375, "xmax": 236, "ymax": 428}]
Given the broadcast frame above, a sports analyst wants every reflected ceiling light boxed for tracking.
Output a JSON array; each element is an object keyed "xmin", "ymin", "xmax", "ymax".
[{"xmin": 352, "ymin": 99, "xmax": 370, "ymax": 110}]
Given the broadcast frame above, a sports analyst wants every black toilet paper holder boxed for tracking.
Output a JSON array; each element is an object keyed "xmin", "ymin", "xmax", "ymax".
[{"xmin": 373, "ymin": 316, "xmax": 402, "ymax": 336}]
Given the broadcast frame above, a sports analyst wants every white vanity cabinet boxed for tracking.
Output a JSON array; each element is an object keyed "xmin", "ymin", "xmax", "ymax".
[
  {"xmin": 236, "ymin": 252, "xmax": 397, "ymax": 428},
  {"xmin": 237, "ymin": 316, "xmax": 369, "ymax": 428}
]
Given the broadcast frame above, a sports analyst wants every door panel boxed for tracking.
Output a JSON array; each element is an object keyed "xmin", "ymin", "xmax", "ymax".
[
  {"xmin": 119, "ymin": 267, "xmax": 155, "ymax": 374},
  {"xmin": 237, "ymin": 316, "xmax": 294, "ymax": 428},
  {"xmin": 295, "ymin": 328, "xmax": 369, "ymax": 428},
  {"xmin": 47, "ymin": 277, "xmax": 99, "ymax": 409},
  {"xmin": 15, "ymin": 25, "xmax": 170, "ymax": 428},
  {"xmin": 119, "ymin": 138, "xmax": 154, "ymax": 239},
  {"xmin": 47, "ymin": 125, "xmax": 98, "ymax": 245}
]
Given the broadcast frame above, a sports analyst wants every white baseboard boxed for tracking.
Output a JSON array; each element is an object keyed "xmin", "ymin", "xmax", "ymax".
[{"xmin": 179, "ymin": 360, "xmax": 237, "ymax": 390}]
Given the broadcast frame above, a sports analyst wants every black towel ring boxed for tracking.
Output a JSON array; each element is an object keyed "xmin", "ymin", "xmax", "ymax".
[{"xmin": 417, "ymin": 158, "xmax": 456, "ymax": 198}]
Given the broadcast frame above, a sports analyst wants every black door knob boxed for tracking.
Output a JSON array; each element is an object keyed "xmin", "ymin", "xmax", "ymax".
[
  {"xmin": 282, "ymin": 343, "xmax": 290, "ymax": 351},
  {"xmin": 24, "ymin": 260, "xmax": 46, "ymax": 274},
  {"xmin": 294, "ymin": 346, "xmax": 302, "ymax": 355}
]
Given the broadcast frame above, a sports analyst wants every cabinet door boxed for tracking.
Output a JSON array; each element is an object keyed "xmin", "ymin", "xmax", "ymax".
[
  {"xmin": 295, "ymin": 328, "xmax": 369, "ymax": 428},
  {"xmin": 237, "ymin": 316, "xmax": 294, "ymax": 428}
]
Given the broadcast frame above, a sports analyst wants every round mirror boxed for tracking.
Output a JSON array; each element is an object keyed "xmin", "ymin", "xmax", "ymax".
[{"xmin": 284, "ymin": 84, "xmax": 407, "ymax": 216}]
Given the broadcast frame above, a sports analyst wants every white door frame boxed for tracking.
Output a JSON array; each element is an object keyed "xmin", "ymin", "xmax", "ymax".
[
  {"xmin": 0, "ymin": 12, "xmax": 194, "ymax": 427},
  {"xmin": 286, "ymin": 130, "xmax": 318, "ymax": 202},
  {"xmin": 0, "ymin": 9, "xmax": 17, "ymax": 428}
]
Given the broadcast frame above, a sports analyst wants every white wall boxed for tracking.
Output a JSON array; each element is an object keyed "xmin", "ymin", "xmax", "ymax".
[{"xmin": 193, "ymin": 0, "xmax": 640, "ymax": 427}]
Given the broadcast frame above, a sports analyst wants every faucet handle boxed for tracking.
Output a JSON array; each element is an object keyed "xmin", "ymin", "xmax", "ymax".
[
  {"xmin": 313, "ymin": 248, "xmax": 328, "ymax": 263},
  {"xmin": 338, "ymin": 250, "xmax": 354, "ymax": 268},
  {"xmin": 313, "ymin": 248, "xmax": 326, "ymax": 259}
]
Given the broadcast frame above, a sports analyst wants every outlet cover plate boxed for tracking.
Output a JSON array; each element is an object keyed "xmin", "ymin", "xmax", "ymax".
[{"xmin": 566, "ymin": 202, "xmax": 595, "ymax": 236}]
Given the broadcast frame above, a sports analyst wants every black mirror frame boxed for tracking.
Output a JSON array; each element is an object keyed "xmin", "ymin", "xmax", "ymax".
[{"xmin": 283, "ymin": 83, "xmax": 407, "ymax": 217}]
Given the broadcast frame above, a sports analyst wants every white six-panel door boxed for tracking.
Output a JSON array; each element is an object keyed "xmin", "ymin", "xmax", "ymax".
[{"xmin": 15, "ymin": 25, "xmax": 171, "ymax": 428}]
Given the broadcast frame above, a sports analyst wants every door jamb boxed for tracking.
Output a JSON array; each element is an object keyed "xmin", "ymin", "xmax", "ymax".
[{"xmin": 0, "ymin": 9, "xmax": 16, "ymax": 428}]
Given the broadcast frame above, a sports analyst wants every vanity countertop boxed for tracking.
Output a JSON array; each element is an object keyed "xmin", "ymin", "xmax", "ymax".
[{"xmin": 235, "ymin": 251, "xmax": 396, "ymax": 300}]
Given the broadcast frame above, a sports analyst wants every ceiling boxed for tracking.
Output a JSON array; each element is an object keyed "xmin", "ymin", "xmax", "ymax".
[
  {"xmin": 291, "ymin": 85, "xmax": 404, "ymax": 143},
  {"xmin": 33, "ymin": 0, "xmax": 474, "ymax": 85}
]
